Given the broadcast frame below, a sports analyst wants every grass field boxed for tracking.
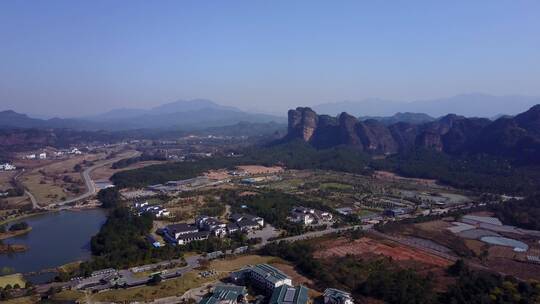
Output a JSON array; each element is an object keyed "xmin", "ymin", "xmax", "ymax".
[
  {"xmin": 91, "ymin": 271, "xmax": 217, "ymax": 302},
  {"xmin": 0, "ymin": 273, "xmax": 25, "ymax": 288},
  {"xmin": 57, "ymin": 261, "xmax": 82, "ymax": 273},
  {"xmin": 51, "ymin": 290, "xmax": 86, "ymax": 302},
  {"xmin": 320, "ymin": 182, "xmax": 353, "ymax": 191},
  {"xmin": 209, "ymin": 255, "xmax": 277, "ymax": 272},
  {"xmin": 3, "ymin": 296, "xmax": 39, "ymax": 304},
  {"xmin": 0, "ymin": 171, "xmax": 16, "ymax": 191},
  {"xmin": 91, "ymin": 159, "xmax": 164, "ymax": 181}
]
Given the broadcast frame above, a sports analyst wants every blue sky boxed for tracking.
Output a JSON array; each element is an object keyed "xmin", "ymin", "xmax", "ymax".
[{"xmin": 1, "ymin": 1, "xmax": 539, "ymax": 117}]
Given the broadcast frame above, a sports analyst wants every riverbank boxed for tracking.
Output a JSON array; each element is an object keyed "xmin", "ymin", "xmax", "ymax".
[
  {"xmin": 0, "ymin": 210, "xmax": 48, "ymax": 226},
  {"xmin": 0, "ymin": 227, "xmax": 32, "ymax": 241},
  {"xmin": 0, "ymin": 244, "xmax": 28, "ymax": 254},
  {"xmin": 0, "ymin": 273, "xmax": 26, "ymax": 288}
]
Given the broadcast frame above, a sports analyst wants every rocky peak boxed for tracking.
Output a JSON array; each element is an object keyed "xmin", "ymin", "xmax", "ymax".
[{"xmin": 287, "ymin": 107, "xmax": 319, "ymax": 142}]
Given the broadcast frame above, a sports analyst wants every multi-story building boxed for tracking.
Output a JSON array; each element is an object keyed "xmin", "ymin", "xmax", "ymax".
[
  {"xmin": 197, "ymin": 216, "xmax": 227, "ymax": 236},
  {"xmin": 230, "ymin": 213, "xmax": 264, "ymax": 227},
  {"xmin": 199, "ymin": 285, "xmax": 248, "ymax": 304},
  {"xmin": 289, "ymin": 206, "xmax": 333, "ymax": 226},
  {"xmin": 164, "ymin": 223, "xmax": 199, "ymax": 239},
  {"xmin": 230, "ymin": 264, "xmax": 292, "ymax": 294},
  {"xmin": 270, "ymin": 285, "xmax": 309, "ymax": 304}
]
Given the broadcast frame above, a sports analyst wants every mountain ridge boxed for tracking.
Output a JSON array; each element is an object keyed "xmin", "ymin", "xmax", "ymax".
[
  {"xmin": 284, "ymin": 105, "xmax": 540, "ymax": 163},
  {"xmin": 313, "ymin": 94, "xmax": 540, "ymax": 117},
  {"xmin": 0, "ymin": 99, "xmax": 285, "ymax": 131}
]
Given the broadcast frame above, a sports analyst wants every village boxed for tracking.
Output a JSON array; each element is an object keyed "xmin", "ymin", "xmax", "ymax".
[{"xmin": 2, "ymin": 145, "xmax": 540, "ymax": 303}]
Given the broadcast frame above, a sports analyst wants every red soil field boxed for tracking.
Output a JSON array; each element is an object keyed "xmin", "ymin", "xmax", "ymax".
[{"xmin": 314, "ymin": 237, "xmax": 452, "ymax": 267}]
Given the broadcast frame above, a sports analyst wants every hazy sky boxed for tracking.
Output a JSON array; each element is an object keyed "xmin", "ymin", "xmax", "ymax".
[{"xmin": 1, "ymin": 1, "xmax": 539, "ymax": 117}]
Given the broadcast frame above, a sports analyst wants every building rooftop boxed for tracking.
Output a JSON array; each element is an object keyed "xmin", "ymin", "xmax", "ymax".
[
  {"xmin": 199, "ymin": 285, "xmax": 247, "ymax": 304},
  {"xmin": 250, "ymin": 264, "xmax": 290, "ymax": 284},
  {"xmin": 270, "ymin": 285, "xmax": 309, "ymax": 304},
  {"xmin": 324, "ymin": 288, "xmax": 352, "ymax": 300},
  {"xmin": 177, "ymin": 231, "xmax": 210, "ymax": 240},
  {"xmin": 166, "ymin": 223, "xmax": 199, "ymax": 234},
  {"xmin": 236, "ymin": 218, "xmax": 259, "ymax": 228}
]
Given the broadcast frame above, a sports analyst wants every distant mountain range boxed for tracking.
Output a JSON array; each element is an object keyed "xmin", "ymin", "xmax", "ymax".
[
  {"xmin": 313, "ymin": 94, "xmax": 540, "ymax": 117},
  {"xmin": 0, "ymin": 99, "xmax": 286, "ymax": 131},
  {"xmin": 359, "ymin": 112, "xmax": 435, "ymax": 125},
  {"xmin": 284, "ymin": 104, "xmax": 540, "ymax": 163}
]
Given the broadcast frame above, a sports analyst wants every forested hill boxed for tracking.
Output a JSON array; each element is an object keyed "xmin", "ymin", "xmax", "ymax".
[{"xmin": 111, "ymin": 141, "xmax": 540, "ymax": 195}]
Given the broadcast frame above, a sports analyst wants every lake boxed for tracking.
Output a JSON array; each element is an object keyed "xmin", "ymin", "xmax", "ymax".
[{"xmin": 1, "ymin": 209, "xmax": 106, "ymax": 282}]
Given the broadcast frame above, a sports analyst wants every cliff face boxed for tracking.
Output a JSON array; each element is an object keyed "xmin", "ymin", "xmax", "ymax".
[
  {"xmin": 284, "ymin": 106, "xmax": 540, "ymax": 159},
  {"xmin": 287, "ymin": 107, "xmax": 319, "ymax": 142}
]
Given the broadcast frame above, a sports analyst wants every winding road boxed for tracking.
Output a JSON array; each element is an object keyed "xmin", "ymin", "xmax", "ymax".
[
  {"xmin": 17, "ymin": 150, "xmax": 140, "ymax": 210},
  {"xmin": 48, "ymin": 150, "xmax": 140, "ymax": 209}
]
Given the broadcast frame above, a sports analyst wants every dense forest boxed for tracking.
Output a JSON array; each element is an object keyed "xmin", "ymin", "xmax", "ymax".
[
  {"xmin": 111, "ymin": 152, "xmax": 166, "ymax": 169},
  {"xmin": 79, "ymin": 207, "xmax": 185, "ymax": 275},
  {"xmin": 371, "ymin": 148, "xmax": 540, "ymax": 194},
  {"xmin": 111, "ymin": 141, "xmax": 539, "ymax": 195},
  {"xmin": 110, "ymin": 141, "xmax": 372, "ymax": 188},
  {"xmin": 493, "ymin": 195, "xmax": 540, "ymax": 230}
]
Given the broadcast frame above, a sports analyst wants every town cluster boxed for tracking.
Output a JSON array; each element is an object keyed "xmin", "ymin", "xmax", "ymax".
[
  {"xmin": 22, "ymin": 147, "xmax": 83, "ymax": 160},
  {"xmin": 288, "ymin": 206, "xmax": 333, "ymax": 226},
  {"xmin": 161, "ymin": 213, "xmax": 264, "ymax": 245}
]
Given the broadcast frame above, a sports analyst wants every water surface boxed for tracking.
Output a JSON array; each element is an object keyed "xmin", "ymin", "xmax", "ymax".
[{"xmin": 1, "ymin": 209, "xmax": 106, "ymax": 276}]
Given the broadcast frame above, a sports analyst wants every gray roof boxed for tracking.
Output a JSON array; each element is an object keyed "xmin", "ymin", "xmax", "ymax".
[
  {"xmin": 324, "ymin": 288, "xmax": 352, "ymax": 300},
  {"xmin": 270, "ymin": 285, "xmax": 309, "ymax": 304},
  {"xmin": 230, "ymin": 213, "xmax": 261, "ymax": 222},
  {"xmin": 166, "ymin": 223, "xmax": 199, "ymax": 234},
  {"xmin": 236, "ymin": 218, "xmax": 259, "ymax": 228},
  {"xmin": 227, "ymin": 223, "xmax": 240, "ymax": 230},
  {"xmin": 230, "ymin": 213, "xmax": 244, "ymax": 222},
  {"xmin": 199, "ymin": 285, "xmax": 247, "ymax": 304},
  {"xmin": 177, "ymin": 231, "xmax": 210, "ymax": 240},
  {"xmin": 249, "ymin": 264, "xmax": 289, "ymax": 284}
]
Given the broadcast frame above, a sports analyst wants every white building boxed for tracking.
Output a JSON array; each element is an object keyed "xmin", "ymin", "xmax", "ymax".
[
  {"xmin": 196, "ymin": 216, "xmax": 227, "ymax": 236},
  {"xmin": 25, "ymin": 154, "xmax": 36, "ymax": 159},
  {"xmin": 70, "ymin": 148, "xmax": 82, "ymax": 155},
  {"xmin": 163, "ymin": 223, "xmax": 209, "ymax": 245},
  {"xmin": 39, "ymin": 152, "xmax": 47, "ymax": 159},
  {"xmin": 230, "ymin": 213, "xmax": 264, "ymax": 227},
  {"xmin": 0, "ymin": 163, "xmax": 16, "ymax": 171},
  {"xmin": 289, "ymin": 206, "xmax": 333, "ymax": 226},
  {"xmin": 231, "ymin": 264, "xmax": 292, "ymax": 294}
]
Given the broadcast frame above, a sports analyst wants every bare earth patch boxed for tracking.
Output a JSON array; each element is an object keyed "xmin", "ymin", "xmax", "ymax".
[
  {"xmin": 314, "ymin": 237, "xmax": 452, "ymax": 267},
  {"xmin": 372, "ymin": 170, "xmax": 438, "ymax": 187},
  {"xmin": 236, "ymin": 165, "xmax": 284, "ymax": 175}
]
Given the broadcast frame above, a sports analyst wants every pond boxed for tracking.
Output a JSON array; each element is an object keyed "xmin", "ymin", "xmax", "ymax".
[{"xmin": 1, "ymin": 209, "xmax": 106, "ymax": 282}]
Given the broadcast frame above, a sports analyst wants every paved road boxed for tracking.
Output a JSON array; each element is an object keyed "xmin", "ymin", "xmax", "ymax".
[
  {"xmin": 11, "ymin": 170, "xmax": 42, "ymax": 210},
  {"xmin": 47, "ymin": 151, "xmax": 140, "ymax": 209}
]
